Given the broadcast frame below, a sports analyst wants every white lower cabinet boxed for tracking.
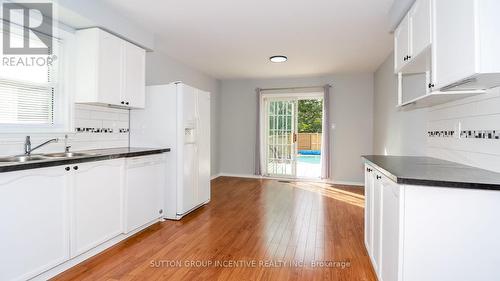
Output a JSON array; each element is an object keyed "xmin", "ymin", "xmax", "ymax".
[
  {"xmin": 364, "ymin": 163, "xmax": 500, "ymax": 281},
  {"xmin": 365, "ymin": 167, "xmax": 404, "ymax": 281},
  {"xmin": 0, "ymin": 166, "xmax": 70, "ymax": 281},
  {"xmin": 70, "ymin": 159, "xmax": 124, "ymax": 257},
  {"xmin": 372, "ymin": 171, "xmax": 383, "ymax": 274},
  {"xmin": 364, "ymin": 166, "xmax": 374, "ymax": 254},
  {"xmin": 380, "ymin": 177, "xmax": 401, "ymax": 281},
  {"xmin": 0, "ymin": 153, "xmax": 167, "ymax": 281},
  {"xmin": 124, "ymin": 155, "xmax": 165, "ymax": 233}
]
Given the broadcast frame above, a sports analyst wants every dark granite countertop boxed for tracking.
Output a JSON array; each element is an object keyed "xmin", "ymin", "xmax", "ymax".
[
  {"xmin": 362, "ymin": 155, "xmax": 500, "ymax": 190},
  {"xmin": 0, "ymin": 147, "xmax": 170, "ymax": 173}
]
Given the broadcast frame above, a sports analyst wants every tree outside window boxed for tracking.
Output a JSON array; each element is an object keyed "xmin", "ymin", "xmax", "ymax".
[{"xmin": 297, "ymin": 99, "xmax": 323, "ymax": 133}]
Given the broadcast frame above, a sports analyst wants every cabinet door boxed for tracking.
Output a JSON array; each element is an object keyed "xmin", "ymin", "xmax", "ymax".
[
  {"xmin": 364, "ymin": 166, "xmax": 374, "ymax": 256},
  {"xmin": 432, "ymin": 0, "xmax": 476, "ymax": 89},
  {"xmin": 394, "ymin": 15, "xmax": 410, "ymax": 73},
  {"xmin": 381, "ymin": 177, "xmax": 401, "ymax": 281},
  {"xmin": 410, "ymin": 0, "xmax": 431, "ymax": 57},
  {"xmin": 71, "ymin": 160, "xmax": 123, "ymax": 257},
  {"xmin": 123, "ymin": 42, "xmax": 146, "ymax": 109},
  {"xmin": 0, "ymin": 166, "xmax": 70, "ymax": 281},
  {"xmin": 98, "ymin": 30, "xmax": 123, "ymax": 106},
  {"xmin": 372, "ymin": 172, "xmax": 383, "ymax": 274},
  {"xmin": 125, "ymin": 156, "xmax": 165, "ymax": 233}
]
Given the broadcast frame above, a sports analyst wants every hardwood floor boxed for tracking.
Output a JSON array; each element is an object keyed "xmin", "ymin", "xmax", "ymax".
[{"xmin": 53, "ymin": 177, "xmax": 376, "ymax": 281}]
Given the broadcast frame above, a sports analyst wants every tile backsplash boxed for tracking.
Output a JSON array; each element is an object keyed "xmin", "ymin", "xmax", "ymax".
[
  {"xmin": 427, "ymin": 88, "xmax": 500, "ymax": 173},
  {"xmin": 0, "ymin": 104, "xmax": 130, "ymax": 156},
  {"xmin": 74, "ymin": 104, "xmax": 129, "ymax": 133},
  {"xmin": 72, "ymin": 104, "xmax": 130, "ymax": 149}
]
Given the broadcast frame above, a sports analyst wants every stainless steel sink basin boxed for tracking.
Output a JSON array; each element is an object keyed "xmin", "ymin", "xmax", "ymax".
[
  {"xmin": 43, "ymin": 152, "xmax": 95, "ymax": 158},
  {"xmin": 0, "ymin": 152, "xmax": 96, "ymax": 163},
  {"xmin": 0, "ymin": 155, "xmax": 49, "ymax": 163}
]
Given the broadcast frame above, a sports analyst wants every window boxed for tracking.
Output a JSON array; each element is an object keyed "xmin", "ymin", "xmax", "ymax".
[
  {"xmin": 0, "ymin": 21, "xmax": 70, "ymax": 133},
  {"xmin": 0, "ymin": 79, "xmax": 55, "ymax": 124}
]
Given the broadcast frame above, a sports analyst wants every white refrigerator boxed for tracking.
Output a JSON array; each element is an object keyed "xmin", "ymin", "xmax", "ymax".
[{"xmin": 130, "ymin": 82, "xmax": 211, "ymax": 220}]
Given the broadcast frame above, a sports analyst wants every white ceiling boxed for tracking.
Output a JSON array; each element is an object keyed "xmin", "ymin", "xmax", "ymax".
[{"xmin": 101, "ymin": 0, "xmax": 394, "ymax": 79}]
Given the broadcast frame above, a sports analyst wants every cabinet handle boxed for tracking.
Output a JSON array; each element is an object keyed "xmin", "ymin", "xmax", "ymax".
[
  {"xmin": 376, "ymin": 175, "xmax": 382, "ymax": 180},
  {"xmin": 126, "ymin": 102, "xmax": 129, "ymax": 105},
  {"xmin": 428, "ymin": 83, "xmax": 435, "ymax": 89},
  {"xmin": 65, "ymin": 167, "xmax": 70, "ymax": 171},
  {"xmin": 121, "ymin": 101, "xmax": 125, "ymax": 105},
  {"xmin": 403, "ymin": 56, "xmax": 407, "ymax": 61},
  {"xmin": 407, "ymin": 55, "xmax": 411, "ymax": 60},
  {"xmin": 73, "ymin": 166, "xmax": 79, "ymax": 170}
]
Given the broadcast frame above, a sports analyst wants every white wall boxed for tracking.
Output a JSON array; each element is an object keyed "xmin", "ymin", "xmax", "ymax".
[
  {"xmin": 56, "ymin": 0, "xmax": 155, "ymax": 49},
  {"xmin": 373, "ymin": 52, "xmax": 428, "ymax": 156},
  {"xmin": 146, "ymin": 50, "xmax": 221, "ymax": 176},
  {"xmin": 374, "ymin": 52, "xmax": 500, "ymax": 173},
  {"xmin": 219, "ymin": 74, "xmax": 374, "ymax": 184}
]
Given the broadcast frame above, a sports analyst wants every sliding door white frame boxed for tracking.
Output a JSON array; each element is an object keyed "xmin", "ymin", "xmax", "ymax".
[
  {"xmin": 262, "ymin": 97, "xmax": 297, "ymax": 177},
  {"xmin": 260, "ymin": 92, "xmax": 323, "ymax": 179}
]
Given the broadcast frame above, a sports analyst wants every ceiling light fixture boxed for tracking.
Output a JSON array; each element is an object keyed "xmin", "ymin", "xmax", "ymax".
[{"xmin": 270, "ymin": 55, "xmax": 287, "ymax": 63}]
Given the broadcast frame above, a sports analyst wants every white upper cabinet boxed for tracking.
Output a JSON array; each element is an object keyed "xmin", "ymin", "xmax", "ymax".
[
  {"xmin": 123, "ymin": 42, "xmax": 146, "ymax": 108},
  {"xmin": 394, "ymin": 15, "xmax": 410, "ymax": 73},
  {"xmin": 393, "ymin": 0, "xmax": 500, "ymax": 108},
  {"xmin": 75, "ymin": 28, "xmax": 146, "ymax": 109},
  {"xmin": 394, "ymin": 0, "xmax": 432, "ymax": 74},
  {"xmin": 98, "ymin": 31, "xmax": 124, "ymax": 106},
  {"xmin": 409, "ymin": 0, "xmax": 431, "ymax": 58},
  {"xmin": 432, "ymin": 0, "xmax": 500, "ymax": 91}
]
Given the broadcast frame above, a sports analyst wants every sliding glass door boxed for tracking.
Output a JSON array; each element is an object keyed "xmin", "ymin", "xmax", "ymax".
[
  {"xmin": 264, "ymin": 98, "xmax": 297, "ymax": 177},
  {"xmin": 262, "ymin": 94, "xmax": 324, "ymax": 179}
]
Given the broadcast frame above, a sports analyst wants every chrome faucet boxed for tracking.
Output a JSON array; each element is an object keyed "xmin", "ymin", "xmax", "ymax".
[
  {"xmin": 64, "ymin": 134, "xmax": 71, "ymax": 153},
  {"xmin": 24, "ymin": 136, "xmax": 59, "ymax": 155}
]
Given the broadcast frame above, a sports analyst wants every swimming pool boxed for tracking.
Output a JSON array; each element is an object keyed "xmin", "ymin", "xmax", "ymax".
[{"xmin": 297, "ymin": 155, "xmax": 321, "ymax": 164}]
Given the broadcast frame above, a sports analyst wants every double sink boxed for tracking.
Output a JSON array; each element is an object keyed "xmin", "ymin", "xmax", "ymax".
[{"xmin": 0, "ymin": 152, "xmax": 96, "ymax": 163}]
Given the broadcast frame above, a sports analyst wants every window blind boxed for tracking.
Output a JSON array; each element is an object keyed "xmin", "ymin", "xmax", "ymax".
[
  {"xmin": 0, "ymin": 78, "xmax": 55, "ymax": 124},
  {"xmin": 0, "ymin": 25, "xmax": 58, "ymax": 126}
]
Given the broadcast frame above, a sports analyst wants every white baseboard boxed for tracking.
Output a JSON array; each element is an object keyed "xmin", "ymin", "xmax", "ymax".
[
  {"xmin": 212, "ymin": 173, "xmax": 364, "ymax": 187},
  {"xmin": 210, "ymin": 173, "xmax": 222, "ymax": 180},
  {"xmin": 325, "ymin": 180, "xmax": 365, "ymax": 187}
]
